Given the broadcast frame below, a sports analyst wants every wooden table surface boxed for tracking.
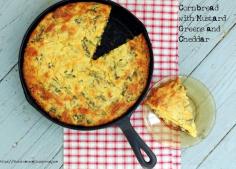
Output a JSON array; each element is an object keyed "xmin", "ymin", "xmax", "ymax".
[{"xmin": 0, "ymin": 0, "xmax": 236, "ymax": 169}]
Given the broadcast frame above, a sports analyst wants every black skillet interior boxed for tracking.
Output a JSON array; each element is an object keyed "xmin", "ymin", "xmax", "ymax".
[
  {"xmin": 19, "ymin": 0, "xmax": 156, "ymax": 168},
  {"xmin": 93, "ymin": 0, "xmax": 144, "ymax": 59}
]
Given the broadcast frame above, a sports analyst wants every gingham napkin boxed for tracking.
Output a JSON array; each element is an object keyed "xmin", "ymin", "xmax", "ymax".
[{"xmin": 64, "ymin": 0, "xmax": 180, "ymax": 168}]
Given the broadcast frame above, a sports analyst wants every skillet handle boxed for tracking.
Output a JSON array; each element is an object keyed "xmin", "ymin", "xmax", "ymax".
[{"xmin": 117, "ymin": 117, "xmax": 157, "ymax": 169}]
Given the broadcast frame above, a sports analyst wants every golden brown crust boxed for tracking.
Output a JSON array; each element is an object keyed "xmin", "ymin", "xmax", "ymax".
[{"xmin": 23, "ymin": 2, "xmax": 150, "ymax": 126}]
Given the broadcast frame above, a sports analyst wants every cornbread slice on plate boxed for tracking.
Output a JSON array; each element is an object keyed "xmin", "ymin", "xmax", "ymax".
[{"xmin": 145, "ymin": 78, "xmax": 197, "ymax": 137}]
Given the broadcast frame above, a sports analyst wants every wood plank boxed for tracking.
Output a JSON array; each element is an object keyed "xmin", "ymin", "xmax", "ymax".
[
  {"xmin": 0, "ymin": 66, "xmax": 63, "ymax": 169},
  {"xmin": 0, "ymin": 66, "xmax": 42, "ymax": 158},
  {"xmin": 198, "ymin": 123, "xmax": 236, "ymax": 169},
  {"xmin": 181, "ymin": 24, "xmax": 236, "ymax": 168},
  {"xmin": 11, "ymin": 126, "xmax": 63, "ymax": 169},
  {"xmin": 0, "ymin": 1, "xmax": 64, "ymax": 168},
  {"xmin": 179, "ymin": 0, "xmax": 236, "ymax": 75},
  {"xmin": 0, "ymin": 0, "xmax": 60, "ymax": 80},
  {"xmin": 44, "ymin": 147, "xmax": 63, "ymax": 169},
  {"xmin": 1, "ymin": 0, "xmax": 234, "ymax": 168}
]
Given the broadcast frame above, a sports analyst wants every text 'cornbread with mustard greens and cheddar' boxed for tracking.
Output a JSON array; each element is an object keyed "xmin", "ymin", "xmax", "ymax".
[{"xmin": 23, "ymin": 2, "xmax": 150, "ymax": 126}]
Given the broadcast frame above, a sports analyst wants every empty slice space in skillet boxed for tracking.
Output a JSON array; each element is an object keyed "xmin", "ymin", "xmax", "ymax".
[{"xmin": 93, "ymin": 4, "xmax": 144, "ymax": 59}]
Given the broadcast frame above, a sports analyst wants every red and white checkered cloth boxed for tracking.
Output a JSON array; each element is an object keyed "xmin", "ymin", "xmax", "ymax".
[{"xmin": 64, "ymin": 0, "xmax": 180, "ymax": 168}]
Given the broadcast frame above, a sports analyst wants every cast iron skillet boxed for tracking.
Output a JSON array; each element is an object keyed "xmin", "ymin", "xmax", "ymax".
[{"xmin": 18, "ymin": 0, "xmax": 156, "ymax": 168}]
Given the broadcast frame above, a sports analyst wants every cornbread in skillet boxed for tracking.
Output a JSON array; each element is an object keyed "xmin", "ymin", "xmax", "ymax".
[
  {"xmin": 23, "ymin": 2, "xmax": 150, "ymax": 126},
  {"xmin": 145, "ymin": 78, "xmax": 197, "ymax": 137}
]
